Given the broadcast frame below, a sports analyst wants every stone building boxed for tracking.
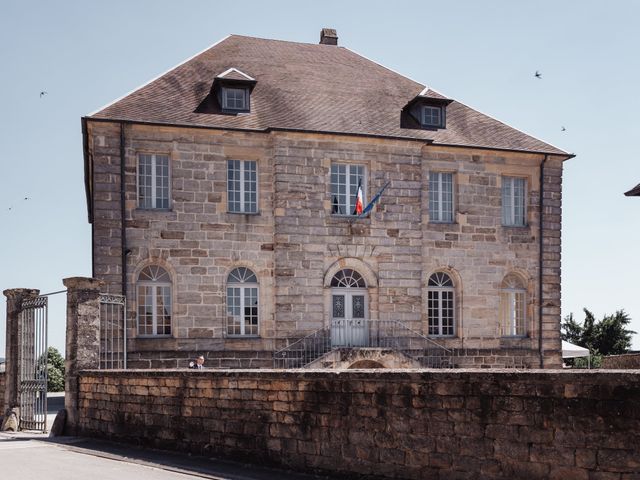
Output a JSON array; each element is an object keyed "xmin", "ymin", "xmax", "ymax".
[{"xmin": 82, "ymin": 29, "xmax": 573, "ymax": 369}]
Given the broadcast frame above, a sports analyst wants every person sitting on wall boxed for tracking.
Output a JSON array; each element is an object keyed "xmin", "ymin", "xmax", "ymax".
[{"xmin": 189, "ymin": 355, "xmax": 205, "ymax": 369}]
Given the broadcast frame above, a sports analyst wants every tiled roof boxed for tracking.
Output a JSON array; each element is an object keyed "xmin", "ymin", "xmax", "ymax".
[
  {"xmin": 625, "ymin": 183, "xmax": 640, "ymax": 196},
  {"xmin": 90, "ymin": 35, "xmax": 570, "ymax": 156}
]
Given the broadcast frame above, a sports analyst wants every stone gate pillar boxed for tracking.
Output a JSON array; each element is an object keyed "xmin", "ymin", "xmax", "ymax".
[
  {"xmin": 2, "ymin": 288, "xmax": 40, "ymax": 415},
  {"xmin": 63, "ymin": 277, "xmax": 103, "ymax": 435}
]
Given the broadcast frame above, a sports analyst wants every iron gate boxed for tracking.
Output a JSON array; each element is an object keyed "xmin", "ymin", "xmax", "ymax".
[
  {"xmin": 18, "ymin": 295, "xmax": 48, "ymax": 432},
  {"xmin": 99, "ymin": 294, "xmax": 127, "ymax": 369}
]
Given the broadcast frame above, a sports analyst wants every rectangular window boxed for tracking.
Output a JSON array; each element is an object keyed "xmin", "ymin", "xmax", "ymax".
[
  {"xmin": 222, "ymin": 87, "xmax": 247, "ymax": 110},
  {"xmin": 138, "ymin": 154, "xmax": 170, "ymax": 209},
  {"xmin": 330, "ymin": 164, "xmax": 365, "ymax": 216},
  {"xmin": 422, "ymin": 106, "xmax": 442, "ymax": 127},
  {"xmin": 429, "ymin": 172, "xmax": 454, "ymax": 223},
  {"xmin": 227, "ymin": 160, "xmax": 258, "ymax": 213},
  {"xmin": 500, "ymin": 290, "xmax": 526, "ymax": 336},
  {"xmin": 502, "ymin": 176, "xmax": 526, "ymax": 226}
]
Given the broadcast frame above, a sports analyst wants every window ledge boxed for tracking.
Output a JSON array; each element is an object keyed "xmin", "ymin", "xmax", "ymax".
[
  {"xmin": 133, "ymin": 209, "xmax": 176, "ymax": 220},
  {"xmin": 225, "ymin": 335, "xmax": 262, "ymax": 339},
  {"xmin": 502, "ymin": 224, "xmax": 529, "ymax": 229},
  {"xmin": 328, "ymin": 215, "xmax": 370, "ymax": 222},
  {"xmin": 135, "ymin": 335, "xmax": 174, "ymax": 339},
  {"xmin": 227, "ymin": 211, "xmax": 260, "ymax": 216}
]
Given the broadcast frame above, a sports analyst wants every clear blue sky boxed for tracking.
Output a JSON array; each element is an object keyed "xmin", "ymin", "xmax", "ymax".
[{"xmin": 1, "ymin": 0, "xmax": 639, "ymax": 354}]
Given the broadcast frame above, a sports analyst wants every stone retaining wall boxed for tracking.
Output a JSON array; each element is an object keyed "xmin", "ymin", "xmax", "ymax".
[
  {"xmin": 76, "ymin": 369, "xmax": 640, "ymax": 479},
  {"xmin": 602, "ymin": 353, "xmax": 640, "ymax": 369},
  {"xmin": 0, "ymin": 371, "xmax": 5, "ymax": 411}
]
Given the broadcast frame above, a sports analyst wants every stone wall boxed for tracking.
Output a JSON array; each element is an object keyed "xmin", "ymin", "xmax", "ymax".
[
  {"xmin": 87, "ymin": 120, "xmax": 565, "ymax": 368},
  {"xmin": 0, "ymin": 371, "xmax": 5, "ymax": 411},
  {"xmin": 77, "ymin": 369, "xmax": 640, "ymax": 479},
  {"xmin": 602, "ymin": 353, "xmax": 640, "ymax": 369}
]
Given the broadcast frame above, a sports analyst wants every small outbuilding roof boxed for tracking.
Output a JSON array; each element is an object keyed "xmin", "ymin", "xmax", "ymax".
[
  {"xmin": 561, "ymin": 340, "xmax": 590, "ymax": 359},
  {"xmin": 624, "ymin": 183, "xmax": 640, "ymax": 197}
]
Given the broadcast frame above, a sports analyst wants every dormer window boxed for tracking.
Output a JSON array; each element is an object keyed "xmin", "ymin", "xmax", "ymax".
[
  {"xmin": 422, "ymin": 105, "xmax": 443, "ymax": 128},
  {"xmin": 204, "ymin": 67, "xmax": 256, "ymax": 115},
  {"xmin": 222, "ymin": 86, "xmax": 249, "ymax": 111},
  {"xmin": 401, "ymin": 87, "xmax": 452, "ymax": 131}
]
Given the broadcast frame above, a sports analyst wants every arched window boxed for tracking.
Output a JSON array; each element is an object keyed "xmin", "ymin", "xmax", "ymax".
[
  {"xmin": 500, "ymin": 274, "xmax": 526, "ymax": 336},
  {"xmin": 137, "ymin": 265, "xmax": 172, "ymax": 336},
  {"xmin": 427, "ymin": 272, "xmax": 455, "ymax": 336},
  {"xmin": 227, "ymin": 267, "xmax": 259, "ymax": 336},
  {"xmin": 330, "ymin": 269, "xmax": 366, "ymax": 288}
]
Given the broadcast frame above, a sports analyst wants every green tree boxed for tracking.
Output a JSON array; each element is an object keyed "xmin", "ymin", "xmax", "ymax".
[
  {"xmin": 561, "ymin": 308, "xmax": 635, "ymax": 357},
  {"xmin": 46, "ymin": 347, "xmax": 65, "ymax": 392}
]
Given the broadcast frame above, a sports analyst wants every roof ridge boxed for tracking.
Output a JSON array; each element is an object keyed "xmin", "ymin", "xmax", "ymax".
[
  {"xmin": 228, "ymin": 33, "xmax": 342, "ymax": 48},
  {"xmin": 87, "ymin": 34, "xmax": 232, "ymax": 117}
]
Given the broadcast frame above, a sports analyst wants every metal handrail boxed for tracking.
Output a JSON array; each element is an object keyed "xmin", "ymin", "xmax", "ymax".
[
  {"xmin": 273, "ymin": 319, "xmax": 453, "ymax": 369},
  {"xmin": 389, "ymin": 320, "xmax": 453, "ymax": 353},
  {"xmin": 273, "ymin": 326, "xmax": 332, "ymax": 369}
]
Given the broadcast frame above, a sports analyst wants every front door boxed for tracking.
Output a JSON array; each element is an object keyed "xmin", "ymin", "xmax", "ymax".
[{"xmin": 331, "ymin": 290, "xmax": 368, "ymax": 347}]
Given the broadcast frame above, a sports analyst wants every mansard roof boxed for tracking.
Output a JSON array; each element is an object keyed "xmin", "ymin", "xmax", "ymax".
[{"xmin": 89, "ymin": 34, "xmax": 570, "ymax": 157}]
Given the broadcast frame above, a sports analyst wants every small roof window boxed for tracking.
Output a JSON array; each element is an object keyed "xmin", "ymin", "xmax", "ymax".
[
  {"xmin": 422, "ymin": 105, "xmax": 443, "ymax": 128},
  {"xmin": 401, "ymin": 87, "xmax": 452, "ymax": 131},
  {"xmin": 210, "ymin": 67, "xmax": 256, "ymax": 114}
]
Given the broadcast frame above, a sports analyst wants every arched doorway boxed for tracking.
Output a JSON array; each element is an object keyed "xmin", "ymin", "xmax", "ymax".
[
  {"xmin": 330, "ymin": 269, "xmax": 368, "ymax": 347},
  {"xmin": 348, "ymin": 360, "xmax": 385, "ymax": 369}
]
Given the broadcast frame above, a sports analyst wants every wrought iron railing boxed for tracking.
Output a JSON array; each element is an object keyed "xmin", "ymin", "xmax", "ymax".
[
  {"xmin": 273, "ymin": 319, "xmax": 453, "ymax": 369},
  {"xmin": 99, "ymin": 293, "xmax": 127, "ymax": 369},
  {"xmin": 273, "ymin": 327, "xmax": 333, "ymax": 369}
]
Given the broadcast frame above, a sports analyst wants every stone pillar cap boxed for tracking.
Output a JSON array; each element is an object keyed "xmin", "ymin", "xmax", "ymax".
[
  {"xmin": 63, "ymin": 277, "xmax": 105, "ymax": 290},
  {"xmin": 3, "ymin": 288, "xmax": 40, "ymax": 299}
]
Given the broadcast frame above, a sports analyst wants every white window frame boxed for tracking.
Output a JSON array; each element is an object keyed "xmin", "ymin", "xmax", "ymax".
[
  {"xmin": 427, "ymin": 273, "xmax": 456, "ymax": 337},
  {"xmin": 429, "ymin": 171, "xmax": 455, "ymax": 223},
  {"xmin": 502, "ymin": 176, "xmax": 527, "ymax": 227},
  {"xmin": 222, "ymin": 86, "xmax": 248, "ymax": 111},
  {"xmin": 501, "ymin": 289, "xmax": 526, "ymax": 337},
  {"xmin": 226, "ymin": 268, "xmax": 259, "ymax": 337},
  {"xmin": 227, "ymin": 160, "xmax": 258, "ymax": 214},
  {"xmin": 330, "ymin": 163, "xmax": 366, "ymax": 216},
  {"xmin": 422, "ymin": 105, "xmax": 443, "ymax": 127},
  {"xmin": 137, "ymin": 153, "xmax": 171, "ymax": 209},
  {"xmin": 136, "ymin": 266, "xmax": 172, "ymax": 338}
]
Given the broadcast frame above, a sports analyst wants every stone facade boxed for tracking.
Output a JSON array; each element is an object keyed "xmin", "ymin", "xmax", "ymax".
[
  {"xmin": 87, "ymin": 120, "xmax": 565, "ymax": 368},
  {"xmin": 602, "ymin": 353, "xmax": 640, "ymax": 369},
  {"xmin": 0, "ymin": 371, "xmax": 5, "ymax": 412},
  {"xmin": 76, "ymin": 369, "xmax": 640, "ymax": 479}
]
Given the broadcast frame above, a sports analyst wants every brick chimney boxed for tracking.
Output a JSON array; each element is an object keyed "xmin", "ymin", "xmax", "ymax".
[{"xmin": 320, "ymin": 28, "xmax": 338, "ymax": 46}]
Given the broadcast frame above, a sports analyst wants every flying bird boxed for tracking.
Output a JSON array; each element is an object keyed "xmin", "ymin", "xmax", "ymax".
[
  {"xmin": 561, "ymin": 126, "xmax": 566, "ymax": 132},
  {"xmin": 39, "ymin": 91, "xmax": 47, "ymax": 98},
  {"xmin": 534, "ymin": 71, "xmax": 542, "ymax": 79},
  {"xmin": 6, "ymin": 196, "xmax": 30, "ymax": 212}
]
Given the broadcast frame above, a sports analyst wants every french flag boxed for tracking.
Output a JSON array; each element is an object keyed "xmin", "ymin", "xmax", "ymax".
[{"xmin": 353, "ymin": 179, "xmax": 364, "ymax": 215}]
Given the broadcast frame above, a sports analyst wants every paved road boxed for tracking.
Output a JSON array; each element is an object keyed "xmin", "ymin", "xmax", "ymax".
[
  {"xmin": 0, "ymin": 393, "xmax": 328, "ymax": 480},
  {"xmin": 0, "ymin": 438, "xmax": 198, "ymax": 480},
  {"xmin": 0, "ymin": 435, "xmax": 330, "ymax": 480}
]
